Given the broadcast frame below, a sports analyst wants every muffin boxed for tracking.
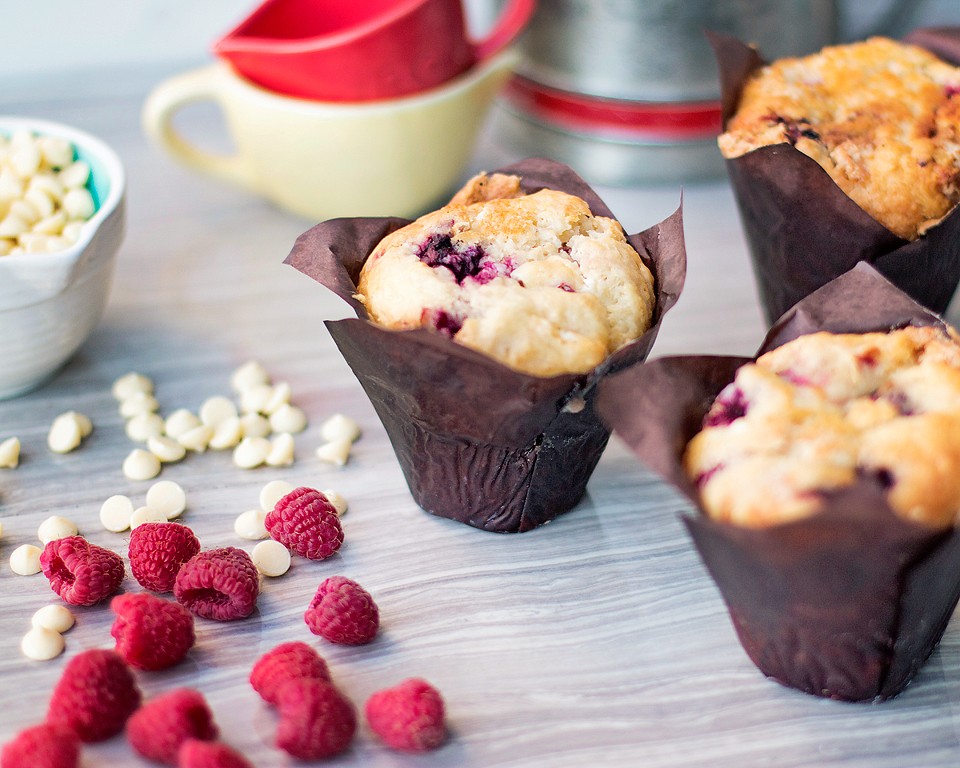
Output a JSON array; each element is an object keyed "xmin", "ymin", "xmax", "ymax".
[
  {"xmin": 597, "ymin": 263, "xmax": 960, "ymax": 701},
  {"xmin": 711, "ymin": 30, "xmax": 960, "ymax": 323},
  {"xmin": 285, "ymin": 158, "xmax": 685, "ymax": 533},
  {"xmin": 356, "ymin": 172, "xmax": 656, "ymax": 377},
  {"xmin": 685, "ymin": 325, "xmax": 960, "ymax": 528}
]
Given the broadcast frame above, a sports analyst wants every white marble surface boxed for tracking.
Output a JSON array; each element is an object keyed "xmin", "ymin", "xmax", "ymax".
[{"xmin": 3, "ymin": 71, "xmax": 960, "ymax": 768}]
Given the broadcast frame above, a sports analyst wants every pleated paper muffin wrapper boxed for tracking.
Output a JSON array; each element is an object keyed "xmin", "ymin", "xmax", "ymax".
[
  {"xmin": 596, "ymin": 263, "xmax": 960, "ymax": 702},
  {"xmin": 711, "ymin": 28, "xmax": 960, "ymax": 326},
  {"xmin": 285, "ymin": 158, "xmax": 686, "ymax": 533}
]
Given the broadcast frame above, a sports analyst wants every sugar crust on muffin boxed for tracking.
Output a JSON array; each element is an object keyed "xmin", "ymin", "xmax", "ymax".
[
  {"xmin": 684, "ymin": 326, "xmax": 960, "ymax": 528},
  {"xmin": 719, "ymin": 37, "xmax": 960, "ymax": 240},
  {"xmin": 355, "ymin": 173, "xmax": 656, "ymax": 377}
]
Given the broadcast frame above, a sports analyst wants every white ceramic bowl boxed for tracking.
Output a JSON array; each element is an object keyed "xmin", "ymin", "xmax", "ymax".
[{"xmin": 0, "ymin": 117, "xmax": 126, "ymax": 399}]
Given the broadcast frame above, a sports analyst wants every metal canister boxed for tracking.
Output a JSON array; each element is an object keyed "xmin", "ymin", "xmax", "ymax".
[{"xmin": 496, "ymin": 0, "xmax": 840, "ymax": 185}]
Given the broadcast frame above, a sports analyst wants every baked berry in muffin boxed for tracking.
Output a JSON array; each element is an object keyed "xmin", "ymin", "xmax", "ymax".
[
  {"xmin": 355, "ymin": 173, "xmax": 656, "ymax": 377},
  {"xmin": 684, "ymin": 325, "xmax": 960, "ymax": 528},
  {"xmin": 719, "ymin": 37, "xmax": 960, "ymax": 240}
]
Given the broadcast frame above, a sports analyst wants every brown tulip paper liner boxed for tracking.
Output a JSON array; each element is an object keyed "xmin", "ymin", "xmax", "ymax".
[
  {"xmin": 285, "ymin": 158, "xmax": 686, "ymax": 533},
  {"xmin": 710, "ymin": 29, "xmax": 960, "ymax": 326},
  {"xmin": 596, "ymin": 263, "xmax": 960, "ymax": 702}
]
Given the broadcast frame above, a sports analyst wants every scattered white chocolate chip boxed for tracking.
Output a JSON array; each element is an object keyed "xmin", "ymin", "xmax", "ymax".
[
  {"xmin": 10, "ymin": 544, "xmax": 42, "ymax": 575},
  {"xmin": 130, "ymin": 505, "xmax": 168, "ymax": 529},
  {"xmin": 21, "ymin": 626, "xmax": 65, "ymax": 661},
  {"xmin": 32, "ymin": 604, "xmax": 75, "ymax": 634},
  {"xmin": 239, "ymin": 413, "xmax": 271, "ymax": 439},
  {"xmin": 119, "ymin": 391, "xmax": 160, "ymax": 419},
  {"xmin": 252, "ymin": 539, "xmax": 291, "ymax": 577},
  {"xmin": 320, "ymin": 414, "xmax": 361, "ymax": 444},
  {"xmin": 200, "ymin": 395, "xmax": 238, "ymax": 427},
  {"xmin": 148, "ymin": 435, "xmax": 187, "ymax": 463},
  {"xmin": 240, "ymin": 384, "xmax": 274, "ymax": 415},
  {"xmin": 100, "ymin": 494, "xmax": 134, "ymax": 533},
  {"xmin": 315, "ymin": 439, "xmax": 352, "ymax": 467},
  {"xmin": 266, "ymin": 433, "xmax": 295, "ymax": 467},
  {"xmin": 178, "ymin": 424, "xmax": 214, "ymax": 453},
  {"xmin": 231, "ymin": 360, "xmax": 270, "ymax": 393},
  {"xmin": 145, "ymin": 480, "xmax": 187, "ymax": 520},
  {"xmin": 233, "ymin": 436, "xmax": 272, "ymax": 469},
  {"xmin": 47, "ymin": 411, "xmax": 90, "ymax": 453},
  {"xmin": 259, "ymin": 480, "xmax": 295, "ymax": 512},
  {"xmin": 125, "ymin": 412, "xmax": 165, "ymax": 443},
  {"xmin": 234, "ymin": 509, "xmax": 269, "ymax": 540},
  {"xmin": 112, "ymin": 372, "xmax": 153, "ymax": 401},
  {"xmin": 269, "ymin": 403, "xmax": 307, "ymax": 434},
  {"xmin": 165, "ymin": 408, "xmax": 201, "ymax": 439},
  {"xmin": 122, "ymin": 448, "xmax": 162, "ymax": 481},
  {"xmin": 209, "ymin": 416, "xmax": 243, "ymax": 450},
  {"xmin": 263, "ymin": 381, "xmax": 291, "ymax": 415},
  {"xmin": 322, "ymin": 489, "xmax": 348, "ymax": 517},
  {"xmin": 0, "ymin": 436, "xmax": 20, "ymax": 468},
  {"xmin": 37, "ymin": 515, "xmax": 78, "ymax": 545}
]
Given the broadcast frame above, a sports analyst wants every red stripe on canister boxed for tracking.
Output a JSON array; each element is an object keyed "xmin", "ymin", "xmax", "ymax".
[{"xmin": 504, "ymin": 75, "xmax": 723, "ymax": 142}]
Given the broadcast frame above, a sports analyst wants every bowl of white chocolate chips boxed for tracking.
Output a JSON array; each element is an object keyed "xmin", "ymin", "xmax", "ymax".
[{"xmin": 0, "ymin": 116, "xmax": 126, "ymax": 399}]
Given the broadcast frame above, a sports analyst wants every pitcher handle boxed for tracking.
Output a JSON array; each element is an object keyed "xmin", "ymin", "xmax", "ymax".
[
  {"xmin": 472, "ymin": 0, "xmax": 537, "ymax": 62},
  {"xmin": 141, "ymin": 64, "xmax": 256, "ymax": 191}
]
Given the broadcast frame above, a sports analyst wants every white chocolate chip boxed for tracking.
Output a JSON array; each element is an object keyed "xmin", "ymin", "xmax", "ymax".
[
  {"xmin": 252, "ymin": 540, "xmax": 291, "ymax": 577},
  {"xmin": 231, "ymin": 360, "xmax": 270, "ymax": 392},
  {"xmin": 119, "ymin": 392, "xmax": 160, "ymax": 419},
  {"xmin": 239, "ymin": 413, "xmax": 271, "ymax": 439},
  {"xmin": 125, "ymin": 412, "xmax": 165, "ymax": 443},
  {"xmin": 37, "ymin": 136, "xmax": 73, "ymax": 169},
  {"xmin": 164, "ymin": 409, "xmax": 200, "ymax": 439},
  {"xmin": 265, "ymin": 433, "xmax": 295, "ymax": 467},
  {"xmin": 178, "ymin": 424, "xmax": 214, "ymax": 453},
  {"xmin": 32, "ymin": 211, "xmax": 67, "ymax": 237},
  {"xmin": 21, "ymin": 626, "xmax": 65, "ymax": 661},
  {"xmin": 112, "ymin": 372, "xmax": 153, "ymax": 401},
  {"xmin": 322, "ymin": 489, "xmax": 348, "ymax": 517},
  {"xmin": 263, "ymin": 382, "xmax": 291, "ymax": 415},
  {"xmin": 239, "ymin": 384, "xmax": 274, "ymax": 415},
  {"xmin": 320, "ymin": 414, "xmax": 361, "ymax": 444},
  {"xmin": 100, "ymin": 494, "xmax": 134, "ymax": 532},
  {"xmin": 32, "ymin": 604, "xmax": 75, "ymax": 633},
  {"xmin": 62, "ymin": 187, "xmax": 95, "ymax": 220},
  {"xmin": 122, "ymin": 449, "xmax": 162, "ymax": 481},
  {"xmin": 148, "ymin": 435, "xmax": 187, "ymax": 463},
  {"xmin": 59, "ymin": 160, "xmax": 90, "ymax": 189},
  {"xmin": 233, "ymin": 436, "xmax": 271, "ymax": 469},
  {"xmin": 145, "ymin": 480, "xmax": 187, "ymax": 520},
  {"xmin": 0, "ymin": 436, "xmax": 20, "ymax": 468},
  {"xmin": 10, "ymin": 544, "xmax": 42, "ymax": 575},
  {"xmin": 208, "ymin": 416, "xmax": 242, "ymax": 450},
  {"xmin": 234, "ymin": 509, "xmax": 269, "ymax": 540},
  {"xmin": 316, "ymin": 439, "xmax": 351, "ymax": 467},
  {"xmin": 269, "ymin": 404, "xmax": 307, "ymax": 434},
  {"xmin": 200, "ymin": 395, "xmax": 238, "ymax": 427},
  {"xmin": 0, "ymin": 214, "xmax": 29, "ymax": 238},
  {"xmin": 259, "ymin": 480, "xmax": 295, "ymax": 512},
  {"xmin": 47, "ymin": 412, "xmax": 85, "ymax": 453},
  {"xmin": 37, "ymin": 515, "xmax": 78, "ymax": 545},
  {"xmin": 130, "ymin": 505, "xmax": 168, "ymax": 529}
]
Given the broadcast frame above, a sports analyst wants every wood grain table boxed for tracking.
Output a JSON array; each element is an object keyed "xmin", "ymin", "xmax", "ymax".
[{"xmin": 3, "ymin": 67, "xmax": 960, "ymax": 767}]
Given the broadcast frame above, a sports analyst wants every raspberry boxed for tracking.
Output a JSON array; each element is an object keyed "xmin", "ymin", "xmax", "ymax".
[
  {"xmin": 174, "ymin": 547, "xmax": 260, "ymax": 621},
  {"xmin": 46, "ymin": 649, "xmax": 141, "ymax": 742},
  {"xmin": 177, "ymin": 739, "xmax": 253, "ymax": 768},
  {"xmin": 275, "ymin": 679, "xmax": 356, "ymax": 760},
  {"xmin": 40, "ymin": 536, "xmax": 124, "ymax": 606},
  {"xmin": 304, "ymin": 576, "xmax": 379, "ymax": 645},
  {"xmin": 365, "ymin": 678, "xmax": 446, "ymax": 752},
  {"xmin": 1, "ymin": 722, "xmax": 80, "ymax": 768},
  {"xmin": 265, "ymin": 487, "xmax": 343, "ymax": 560},
  {"xmin": 127, "ymin": 689, "xmax": 218, "ymax": 765},
  {"xmin": 129, "ymin": 522, "xmax": 201, "ymax": 593},
  {"xmin": 111, "ymin": 592, "xmax": 195, "ymax": 670},
  {"xmin": 250, "ymin": 641, "xmax": 331, "ymax": 706}
]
